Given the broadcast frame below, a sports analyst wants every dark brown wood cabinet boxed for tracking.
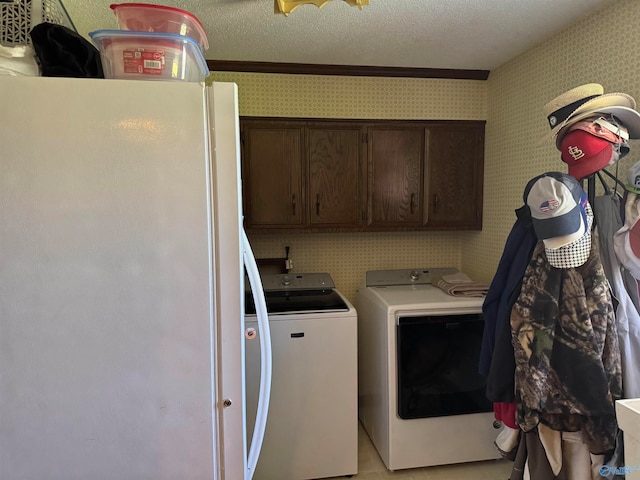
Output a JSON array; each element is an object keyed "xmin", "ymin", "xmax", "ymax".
[
  {"xmin": 368, "ymin": 126, "xmax": 424, "ymax": 227},
  {"xmin": 240, "ymin": 117, "xmax": 484, "ymax": 233},
  {"xmin": 308, "ymin": 125, "xmax": 364, "ymax": 227},
  {"xmin": 241, "ymin": 121, "xmax": 304, "ymax": 228},
  {"xmin": 424, "ymin": 123, "xmax": 484, "ymax": 229}
]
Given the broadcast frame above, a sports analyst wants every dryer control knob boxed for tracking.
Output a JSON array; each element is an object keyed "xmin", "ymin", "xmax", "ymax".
[
  {"xmin": 281, "ymin": 275, "xmax": 292, "ymax": 286},
  {"xmin": 409, "ymin": 270, "xmax": 421, "ymax": 281}
]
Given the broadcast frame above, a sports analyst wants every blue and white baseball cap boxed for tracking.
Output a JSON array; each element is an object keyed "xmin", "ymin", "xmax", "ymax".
[
  {"xmin": 545, "ymin": 202, "xmax": 593, "ymax": 269},
  {"xmin": 524, "ymin": 172, "xmax": 588, "ymax": 249}
]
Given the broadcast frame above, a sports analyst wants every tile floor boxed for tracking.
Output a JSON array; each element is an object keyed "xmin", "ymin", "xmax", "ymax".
[{"xmin": 326, "ymin": 422, "xmax": 514, "ymax": 480}]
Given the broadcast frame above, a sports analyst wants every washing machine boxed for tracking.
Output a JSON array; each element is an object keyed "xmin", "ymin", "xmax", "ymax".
[
  {"xmin": 245, "ymin": 272, "xmax": 358, "ymax": 480},
  {"xmin": 355, "ymin": 268, "xmax": 501, "ymax": 471}
]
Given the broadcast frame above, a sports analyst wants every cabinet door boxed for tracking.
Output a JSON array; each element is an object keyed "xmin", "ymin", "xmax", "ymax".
[
  {"xmin": 308, "ymin": 125, "xmax": 364, "ymax": 227},
  {"xmin": 241, "ymin": 123, "xmax": 304, "ymax": 228},
  {"xmin": 424, "ymin": 123, "xmax": 484, "ymax": 229},
  {"xmin": 368, "ymin": 127, "xmax": 423, "ymax": 226}
]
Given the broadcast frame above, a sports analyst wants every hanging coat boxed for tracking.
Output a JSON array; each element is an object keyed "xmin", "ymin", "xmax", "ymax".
[
  {"xmin": 596, "ymin": 193, "xmax": 640, "ymax": 398},
  {"xmin": 511, "ymin": 238, "xmax": 622, "ymax": 455},
  {"xmin": 482, "ymin": 206, "xmax": 537, "ymax": 419},
  {"xmin": 481, "ymin": 205, "xmax": 537, "ymax": 378}
]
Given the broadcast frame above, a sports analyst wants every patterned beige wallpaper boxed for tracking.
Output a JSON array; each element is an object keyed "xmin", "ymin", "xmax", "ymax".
[
  {"xmin": 210, "ymin": 72, "xmax": 486, "ymax": 302},
  {"xmin": 212, "ymin": 0, "xmax": 637, "ymax": 302},
  {"xmin": 465, "ymin": 0, "xmax": 640, "ymax": 284},
  {"xmin": 211, "ymin": 73, "xmax": 486, "ymax": 121}
]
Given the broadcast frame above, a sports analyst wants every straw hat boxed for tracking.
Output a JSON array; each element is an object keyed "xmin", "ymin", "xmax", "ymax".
[{"xmin": 542, "ymin": 83, "xmax": 640, "ymax": 147}]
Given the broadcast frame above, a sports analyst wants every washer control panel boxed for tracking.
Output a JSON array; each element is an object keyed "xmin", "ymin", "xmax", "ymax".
[
  {"xmin": 365, "ymin": 268, "xmax": 459, "ymax": 287},
  {"xmin": 261, "ymin": 272, "xmax": 336, "ymax": 291}
]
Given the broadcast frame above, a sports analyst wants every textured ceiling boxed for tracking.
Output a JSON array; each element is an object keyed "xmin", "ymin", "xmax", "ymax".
[{"xmin": 63, "ymin": 0, "xmax": 614, "ymax": 71}]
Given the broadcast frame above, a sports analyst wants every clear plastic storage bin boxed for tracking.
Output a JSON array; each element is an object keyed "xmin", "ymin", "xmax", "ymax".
[
  {"xmin": 90, "ymin": 30, "xmax": 209, "ymax": 82},
  {"xmin": 110, "ymin": 3, "xmax": 209, "ymax": 52}
]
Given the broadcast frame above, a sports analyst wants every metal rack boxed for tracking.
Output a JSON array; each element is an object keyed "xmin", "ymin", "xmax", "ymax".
[
  {"xmin": 0, "ymin": 0, "xmax": 76, "ymax": 46},
  {"xmin": 584, "ymin": 167, "xmax": 627, "ymax": 206}
]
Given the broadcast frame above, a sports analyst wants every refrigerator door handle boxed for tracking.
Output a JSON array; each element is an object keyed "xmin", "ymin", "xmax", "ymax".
[{"xmin": 242, "ymin": 228, "xmax": 272, "ymax": 480}]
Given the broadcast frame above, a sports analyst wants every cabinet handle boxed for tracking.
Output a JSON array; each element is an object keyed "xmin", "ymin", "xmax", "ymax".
[
  {"xmin": 292, "ymin": 194, "xmax": 296, "ymax": 216},
  {"xmin": 433, "ymin": 193, "xmax": 439, "ymax": 213},
  {"xmin": 316, "ymin": 194, "xmax": 320, "ymax": 216},
  {"xmin": 410, "ymin": 193, "xmax": 415, "ymax": 214}
]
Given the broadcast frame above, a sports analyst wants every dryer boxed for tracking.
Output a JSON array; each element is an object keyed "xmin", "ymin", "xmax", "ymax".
[
  {"xmin": 245, "ymin": 273, "xmax": 358, "ymax": 480},
  {"xmin": 355, "ymin": 268, "xmax": 500, "ymax": 471}
]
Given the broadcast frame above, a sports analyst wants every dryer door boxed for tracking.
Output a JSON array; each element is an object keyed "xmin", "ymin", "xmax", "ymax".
[{"xmin": 396, "ymin": 313, "xmax": 492, "ymax": 419}]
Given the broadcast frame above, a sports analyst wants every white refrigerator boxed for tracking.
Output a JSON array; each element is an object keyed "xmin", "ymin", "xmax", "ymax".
[{"xmin": 0, "ymin": 76, "xmax": 271, "ymax": 480}]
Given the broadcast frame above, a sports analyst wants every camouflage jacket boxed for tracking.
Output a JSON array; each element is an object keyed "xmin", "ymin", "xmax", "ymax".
[{"xmin": 511, "ymin": 235, "xmax": 622, "ymax": 454}]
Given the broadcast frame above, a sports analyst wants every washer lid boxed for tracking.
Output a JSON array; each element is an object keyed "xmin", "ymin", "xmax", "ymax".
[
  {"xmin": 245, "ymin": 289, "xmax": 349, "ymax": 314},
  {"xmin": 245, "ymin": 272, "xmax": 349, "ymax": 314}
]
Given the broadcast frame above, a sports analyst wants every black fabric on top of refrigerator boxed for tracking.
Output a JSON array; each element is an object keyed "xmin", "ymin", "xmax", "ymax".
[{"xmin": 29, "ymin": 23, "xmax": 104, "ymax": 78}]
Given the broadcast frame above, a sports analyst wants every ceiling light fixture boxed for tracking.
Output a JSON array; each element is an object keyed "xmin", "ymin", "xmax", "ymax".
[{"xmin": 274, "ymin": 0, "xmax": 369, "ymax": 16}]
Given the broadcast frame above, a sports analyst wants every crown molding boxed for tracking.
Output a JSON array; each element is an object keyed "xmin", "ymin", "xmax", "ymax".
[{"xmin": 206, "ymin": 60, "xmax": 489, "ymax": 80}]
